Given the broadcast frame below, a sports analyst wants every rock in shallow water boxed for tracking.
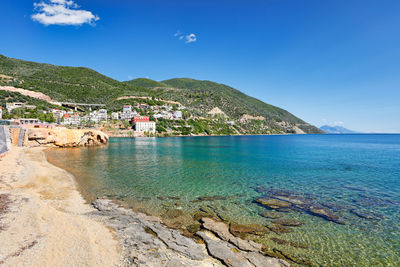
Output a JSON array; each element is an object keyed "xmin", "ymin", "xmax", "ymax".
[
  {"xmin": 254, "ymin": 186, "xmax": 345, "ymax": 224},
  {"xmin": 260, "ymin": 211, "xmax": 285, "ymax": 219},
  {"xmin": 350, "ymin": 209, "xmax": 382, "ymax": 220},
  {"xmin": 255, "ymin": 197, "xmax": 292, "ymax": 209},
  {"xmin": 229, "ymin": 222, "xmax": 269, "ymax": 237},
  {"xmin": 272, "ymin": 219, "xmax": 303, "ymax": 227},
  {"xmin": 270, "ymin": 238, "xmax": 308, "ymax": 249},
  {"xmin": 267, "ymin": 224, "xmax": 293, "ymax": 234},
  {"xmin": 303, "ymin": 204, "xmax": 345, "ymax": 224},
  {"xmin": 163, "ymin": 208, "xmax": 184, "ymax": 219}
]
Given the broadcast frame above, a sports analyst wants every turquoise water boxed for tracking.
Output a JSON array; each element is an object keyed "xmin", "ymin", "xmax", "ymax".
[{"xmin": 47, "ymin": 135, "xmax": 400, "ymax": 266}]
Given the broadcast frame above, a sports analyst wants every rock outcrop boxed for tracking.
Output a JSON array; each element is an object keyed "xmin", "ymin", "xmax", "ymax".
[
  {"xmin": 26, "ymin": 128, "xmax": 108, "ymax": 147},
  {"xmin": 90, "ymin": 199, "xmax": 289, "ymax": 267},
  {"xmin": 201, "ymin": 218, "xmax": 262, "ymax": 252},
  {"xmin": 90, "ymin": 199, "xmax": 220, "ymax": 266}
]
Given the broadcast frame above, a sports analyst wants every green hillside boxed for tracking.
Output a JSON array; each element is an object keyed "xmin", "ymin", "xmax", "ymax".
[
  {"xmin": 0, "ymin": 55, "xmax": 322, "ymax": 134},
  {"xmin": 124, "ymin": 78, "xmax": 167, "ymax": 88},
  {"xmin": 0, "ymin": 55, "xmax": 151, "ymax": 103}
]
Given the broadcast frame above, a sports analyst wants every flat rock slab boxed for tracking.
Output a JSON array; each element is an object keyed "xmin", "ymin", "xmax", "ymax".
[
  {"xmin": 201, "ymin": 217, "xmax": 262, "ymax": 252},
  {"xmin": 197, "ymin": 231, "xmax": 289, "ymax": 267},
  {"xmin": 91, "ymin": 199, "xmax": 221, "ymax": 267}
]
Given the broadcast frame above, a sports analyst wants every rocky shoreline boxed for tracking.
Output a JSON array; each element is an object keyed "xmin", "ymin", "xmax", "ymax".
[{"xmin": 90, "ymin": 198, "xmax": 289, "ymax": 267}]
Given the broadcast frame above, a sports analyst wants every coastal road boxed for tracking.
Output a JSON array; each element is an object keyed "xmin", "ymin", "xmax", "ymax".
[{"xmin": 0, "ymin": 126, "xmax": 8, "ymax": 155}]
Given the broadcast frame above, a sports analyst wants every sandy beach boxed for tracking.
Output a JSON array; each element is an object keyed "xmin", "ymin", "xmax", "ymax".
[{"xmin": 0, "ymin": 146, "xmax": 120, "ymax": 266}]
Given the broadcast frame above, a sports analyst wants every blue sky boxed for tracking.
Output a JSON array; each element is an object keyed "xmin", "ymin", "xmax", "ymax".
[{"xmin": 1, "ymin": 0, "xmax": 400, "ymax": 133}]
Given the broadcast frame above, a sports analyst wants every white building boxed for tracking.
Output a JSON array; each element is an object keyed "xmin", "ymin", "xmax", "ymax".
[
  {"xmin": 64, "ymin": 114, "xmax": 81, "ymax": 125},
  {"xmin": 173, "ymin": 110, "xmax": 183, "ymax": 120},
  {"xmin": 98, "ymin": 109, "xmax": 108, "ymax": 121},
  {"xmin": 121, "ymin": 105, "xmax": 137, "ymax": 120},
  {"xmin": 111, "ymin": 112, "xmax": 120, "ymax": 120},
  {"xmin": 153, "ymin": 113, "xmax": 163, "ymax": 119},
  {"xmin": 0, "ymin": 107, "xmax": 2, "ymax": 119},
  {"xmin": 6, "ymin": 103, "xmax": 36, "ymax": 113},
  {"xmin": 135, "ymin": 121, "xmax": 156, "ymax": 133},
  {"xmin": 51, "ymin": 109, "xmax": 66, "ymax": 120}
]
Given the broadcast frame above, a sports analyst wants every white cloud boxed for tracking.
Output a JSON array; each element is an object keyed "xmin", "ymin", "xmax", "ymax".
[
  {"xmin": 185, "ymin": 33, "xmax": 197, "ymax": 43},
  {"xmin": 174, "ymin": 31, "xmax": 197, "ymax": 44},
  {"xmin": 31, "ymin": 0, "xmax": 99, "ymax": 26},
  {"xmin": 334, "ymin": 121, "xmax": 344, "ymax": 126},
  {"xmin": 174, "ymin": 30, "xmax": 182, "ymax": 37}
]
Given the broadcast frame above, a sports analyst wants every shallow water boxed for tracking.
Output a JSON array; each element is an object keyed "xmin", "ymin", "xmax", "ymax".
[{"xmin": 46, "ymin": 135, "xmax": 400, "ymax": 266}]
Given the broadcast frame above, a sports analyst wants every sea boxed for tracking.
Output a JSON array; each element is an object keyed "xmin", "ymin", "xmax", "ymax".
[{"xmin": 46, "ymin": 134, "xmax": 400, "ymax": 266}]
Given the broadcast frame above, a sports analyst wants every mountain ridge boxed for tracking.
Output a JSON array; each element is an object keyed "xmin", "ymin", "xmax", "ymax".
[
  {"xmin": 320, "ymin": 125, "xmax": 358, "ymax": 134},
  {"xmin": 0, "ymin": 54, "xmax": 322, "ymax": 134}
]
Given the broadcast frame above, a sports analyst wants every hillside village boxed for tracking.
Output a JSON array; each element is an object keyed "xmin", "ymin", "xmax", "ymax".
[{"xmin": 0, "ymin": 98, "xmax": 251, "ymax": 136}]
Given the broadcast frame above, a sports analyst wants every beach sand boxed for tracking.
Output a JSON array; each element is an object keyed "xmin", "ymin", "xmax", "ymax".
[{"xmin": 0, "ymin": 147, "xmax": 120, "ymax": 266}]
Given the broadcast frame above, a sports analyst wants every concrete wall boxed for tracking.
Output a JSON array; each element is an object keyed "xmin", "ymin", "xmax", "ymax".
[{"xmin": 0, "ymin": 126, "xmax": 11, "ymax": 156}]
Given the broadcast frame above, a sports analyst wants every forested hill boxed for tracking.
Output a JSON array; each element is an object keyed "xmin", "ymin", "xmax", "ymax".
[{"xmin": 0, "ymin": 55, "xmax": 322, "ymax": 134}]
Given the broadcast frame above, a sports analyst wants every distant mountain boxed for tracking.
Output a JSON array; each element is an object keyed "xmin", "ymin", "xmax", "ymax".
[
  {"xmin": 0, "ymin": 54, "xmax": 323, "ymax": 134},
  {"xmin": 320, "ymin": 125, "xmax": 358, "ymax": 134}
]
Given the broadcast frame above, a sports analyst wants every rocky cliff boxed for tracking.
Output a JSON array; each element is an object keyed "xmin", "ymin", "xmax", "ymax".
[{"xmin": 26, "ymin": 128, "xmax": 109, "ymax": 147}]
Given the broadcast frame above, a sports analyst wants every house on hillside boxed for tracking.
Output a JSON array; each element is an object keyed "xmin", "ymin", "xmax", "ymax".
[
  {"xmin": 121, "ymin": 105, "xmax": 137, "ymax": 120},
  {"xmin": 173, "ymin": 110, "xmax": 183, "ymax": 120},
  {"xmin": 132, "ymin": 116, "xmax": 156, "ymax": 133},
  {"xmin": 111, "ymin": 112, "xmax": 120, "ymax": 120},
  {"xmin": 98, "ymin": 109, "xmax": 108, "ymax": 121},
  {"xmin": 6, "ymin": 103, "xmax": 37, "ymax": 113},
  {"xmin": 63, "ymin": 114, "xmax": 81, "ymax": 125}
]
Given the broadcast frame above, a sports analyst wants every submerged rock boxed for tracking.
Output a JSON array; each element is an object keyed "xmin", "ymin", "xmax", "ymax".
[
  {"xmin": 255, "ymin": 197, "xmax": 292, "ymax": 210},
  {"xmin": 259, "ymin": 211, "xmax": 284, "ymax": 219},
  {"xmin": 163, "ymin": 208, "xmax": 184, "ymax": 219},
  {"xmin": 197, "ymin": 195, "xmax": 229, "ymax": 201},
  {"xmin": 229, "ymin": 222, "xmax": 269, "ymax": 238},
  {"xmin": 272, "ymin": 195, "xmax": 307, "ymax": 206},
  {"xmin": 270, "ymin": 237, "xmax": 308, "ymax": 249},
  {"xmin": 354, "ymin": 195, "xmax": 399, "ymax": 207},
  {"xmin": 254, "ymin": 186, "xmax": 345, "ymax": 224},
  {"xmin": 272, "ymin": 219, "xmax": 303, "ymax": 227},
  {"xmin": 267, "ymin": 224, "xmax": 293, "ymax": 234},
  {"xmin": 186, "ymin": 224, "xmax": 201, "ymax": 234},
  {"xmin": 351, "ymin": 209, "xmax": 382, "ymax": 220},
  {"xmin": 271, "ymin": 249, "xmax": 312, "ymax": 267},
  {"xmin": 304, "ymin": 205, "xmax": 345, "ymax": 224},
  {"xmin": 193, "ymin": 210, "xmax": 218, "ymax": 222}
]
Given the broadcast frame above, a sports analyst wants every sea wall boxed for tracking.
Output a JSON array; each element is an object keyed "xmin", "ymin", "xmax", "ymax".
[
  {"xmin": 25, "ymin": 128, "xmax": 109, "ymax": 147},
  {"xmin": 0, "ymin": 126, "xmax": 11, "ymax": 157}
]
